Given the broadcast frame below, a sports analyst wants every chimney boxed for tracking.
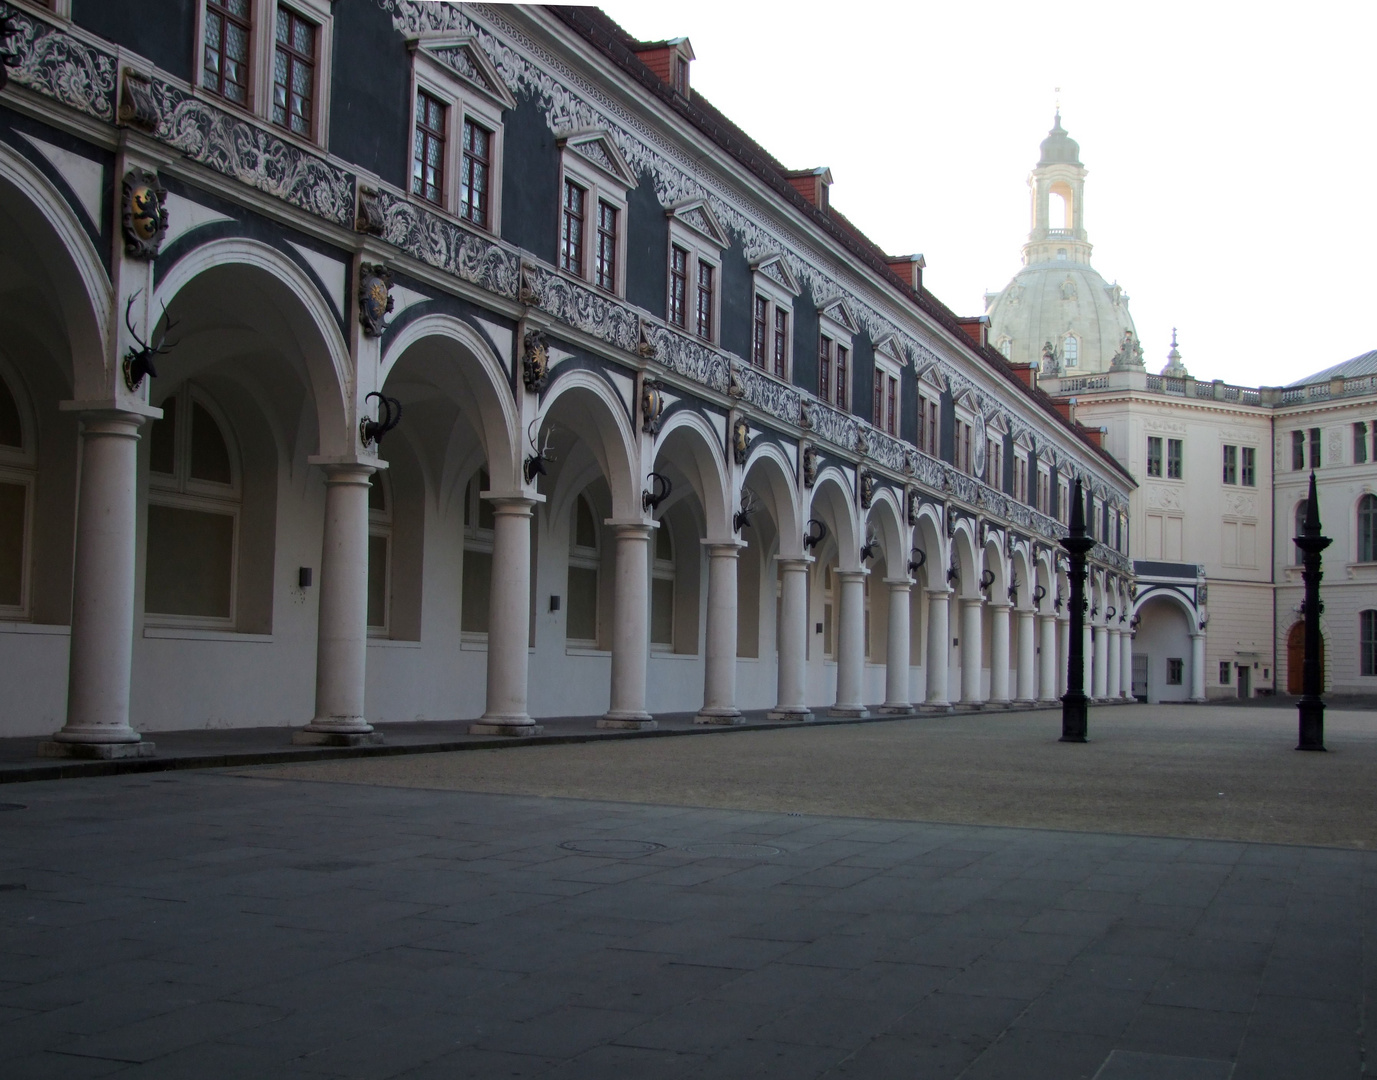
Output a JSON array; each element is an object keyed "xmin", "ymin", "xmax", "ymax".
[
  {"xmin": 631, "ymin": 37, "xmax": 694, "ymax": 97},
  {"xmin": 782, "ymin": 167, "xmax": 832, "ymax": 211},
  {"xmin": 1008, "ymin": 362, "xmax": 1038, "ymax": 392},
  {"xmin": 955, "ymin": 315, "xmax": 989, "ymax": 349},
  {"xmin": 886, "ymin": 254, "xmax": 925, "ymax": 292},
  {"xmin": 1077, "ymin": 423, "xmax": 1106, "ymax": 449},
  {"xmin": 1053, "ymin": 397, "xmax": 1076, "ymax": 425}
]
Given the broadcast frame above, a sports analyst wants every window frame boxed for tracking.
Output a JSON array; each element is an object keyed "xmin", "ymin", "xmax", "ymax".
[
  {"xmin": 1222, "ymin": 444, "xmax": 1237, "ymax": 485},
  {"xmin": 916, "ymin": 373, "xmax": 941, "ymax": 459},
  {"xmin": 817, "ymin": 301, "xmax": 857, "ymax": 410},
  {"xmin": 566, "ymin": 494, "xmax": 602, "ymax": 647},
  {"xmin": 665, "ymin": 201, "xmax": 726, "ymax": 344},
  {"xmin": 872, "ymin": 337, "xmax": 902, "ymax": 437},
  {"xmin": 557, "ymin": 133, "xmax": 635, "ymax": 296},
  {"xmin": 193, "ymin": 0, "xmax": 335, "ymax": 150},
  {"xmin": 749, "ymin": 255, "xmax": 799, "ymax": 382},
  {"xmin": 1241, "ymin": 445, "xmax": 1256, "ymax": 487},
  {"xmin": 367, "ymin": 471, "xmax": 393, "ymax": 638},
  {"xmin": 1362, "ymin": 610, "xmax": 1377, "ymax": 677},
  {"xmin": 1358, "ymin": 493, "xmax": 1377, "ymax": 564},
  {"xmin": 650, "ymin": 522, "xmax": 675, "ymax": 652},
  {"xmin": 1166, "ymin": 437, "xmax": 1184, "ymax": 480},
  {"xmin": 407, "ymin": 39, "xmax": 509, "ymax": 232},
  {"xmin": 459, "ymin": 469, "xmax": 496, "ymax": 640},
  {"xmin": 1146, "ymin": 435, "xmax": 1163, "ymax": 478}
]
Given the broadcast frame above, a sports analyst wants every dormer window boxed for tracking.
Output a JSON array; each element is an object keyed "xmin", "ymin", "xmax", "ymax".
[
  {"xmin": 558, "ymin": 132, "xmax": 637, "ymax": 296},
  {"xmin": 674, "ymin": 55, "xmax": 689, "ymax": 96},
  {"xmin": 665, "ymin": 200, "xmax": 726, "ymax": 343}
]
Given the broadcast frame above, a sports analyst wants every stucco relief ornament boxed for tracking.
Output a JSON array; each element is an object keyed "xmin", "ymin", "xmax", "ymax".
[
  {"xmin": 357, "ymin": 263, "xmax": 394, "ymax": 338},
  {"xmin": 640, "ymin": 378, "xmax": 665, "ymax": 435},
  {"xmin": 636, "ymin": 319, "xmax": 657, "ymax": 359},
  {"xmin": 117, "ymin": 69, "xmax": 158, "ymax": 131},
  {"xmin": 0, "ymin": 6, "xmax": 17, "ymax": 92},
  {"xmin": 726, "ymin": 359, "xmax": 746, "ymax": 399},
  {"xmin": 518, "ymin": 260, "xmax": 540, "ymax": 305},
  {"xmin": 732, "ymin": 416, "xmax": 750, "ymax": 466},
  {"xmin": 1109, "ymin": 329, "xmax": 1144, "ymax": 371},
  {"xmin": 854, "ymin": 427, "xmax": 870, "ymax": 456},
  {"xmin": 121, "ymin": 169, "xmax": 168, "ymax": 260},
  {"xmin": 907, "ymin": 488, "xmax": 920, "ymax": 526},
  {"xmin": 355, "ymin": 186, "xmax": 385, "ymax": 237},
  {"xmin": 802, "ymin": 445, "xmax": 818, "ymax": 488},
  {"xmin": 521, "ymin": 328, "xmax": 549, "ymax": 394},
  {"xmin": 858, "ymin": 469, "xmax": 874, "ymax": 510}
]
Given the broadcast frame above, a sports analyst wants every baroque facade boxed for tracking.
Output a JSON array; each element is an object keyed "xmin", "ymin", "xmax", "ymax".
[{"xmin": 0, "ymin": 1, "xmax": 1135, "ymax": 754}]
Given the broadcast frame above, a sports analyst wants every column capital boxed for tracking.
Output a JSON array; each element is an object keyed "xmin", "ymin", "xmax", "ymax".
[
  {"xmin": 309, "ymin": 460, "xmax": 377, "ymax": 486},
  {"xmin": 309, "ymin": 455, "xmax": 384, "ymax": 479},
  {"xmin": 61, "ymin": 400, "xmax": 162, "ymax": 424},
  {"xmin": 835, "ymin": 569, "xmax": 868, "ymax": 583},
  {"xmin": 482, "ymin": 489, "xmax": 545, "ymax": 511},
  {"xmin": 775, "ymin": 554, "xmax": 815, "ymax": 569},
  {"xmin": 702, "ymin": 541, "xmax": 743, "ymax": 558},
  {"xmin": 988, "ymin": 600, "xmax": 1012, "ymax": 611},
  {"xmin": 605, "ymin": 519, "xmax": 654, "ymax": 539},
  {"xmin": 883, "ymin": 577, "xmax": 913, "ymax": 589},
  {"xmin": 960, "ymin": 595, "xmax": 984, "ymax": 608},
  {"xmin": 926, "ymin": 586, "xmax": 952, "ymax": 599}
]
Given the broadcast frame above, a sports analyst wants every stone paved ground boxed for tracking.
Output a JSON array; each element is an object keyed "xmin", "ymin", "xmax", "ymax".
[{"xmin": 0, "ymin": 705, "xmax": 1372, "ymax": 1078}]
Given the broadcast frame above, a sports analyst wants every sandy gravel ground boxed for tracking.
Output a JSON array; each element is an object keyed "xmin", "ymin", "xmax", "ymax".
[{"xmin": 241, "ymin": 704, "xmax": 1377, "ymax": 848}]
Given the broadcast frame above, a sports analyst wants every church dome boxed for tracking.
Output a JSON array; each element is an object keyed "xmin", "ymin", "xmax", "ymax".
[{"xmin": 986, "ymin": 113, "xmax": 1141, "ymax": 375}]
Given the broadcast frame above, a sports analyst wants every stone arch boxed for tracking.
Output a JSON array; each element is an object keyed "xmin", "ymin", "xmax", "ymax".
[
  {"xmin": 807, "ymin": 467, "xmax": 861, "ymax": 570},
  {"xmin": 950, "ymin": 519, "xmax": 981, "ymax": 598},
  {"xmin": 911, "ymin": 504, "xmax": 946, "ymax": 593},
  {"xmin": 152, "ymin": 238, "xmax": 350, "ymax": 457},
  {"xmin": 862, "ymin": 487, "xmax": 907, "ymax": 578},
  {"xmin": 741, "ymin": 441, "xmax": 802, "ymax": 557},
  {"xmin": 1011, "ymin": 544, "xmax": 1034, "ymax": 610},
  {"xmin": 381, "ymin": 314, "xmax": 521, "ymax": 493},
  {"xmin": 982, "ymin": 534, "xmax": 1008, "ymax": 601},
  {"xmin": 652, "ymin": 409, "xmax": 731, "ymax": 540},
  {"xmin": 1035, "ymin": 549, "xmax": 1057, "ymax": 614},
  {"xmin": 538, "ymin": 370, "xmax": 640, "ymax": 521}
]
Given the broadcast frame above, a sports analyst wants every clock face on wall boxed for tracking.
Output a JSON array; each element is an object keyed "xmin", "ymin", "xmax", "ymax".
[{"xmin": 972, "ymin": 411, "xmax": 987, "ymax": 477}]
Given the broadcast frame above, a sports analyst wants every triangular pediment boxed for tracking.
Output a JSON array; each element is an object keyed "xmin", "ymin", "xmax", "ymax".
[
  {"xmin": 917, "ymin": 363, "xmax": 946, "ymax": 392},
  {"xmin": 818, "ymin": 297, "xmax": 859, "ymax": 335},
  {"xmin": 873, "ymin": 333, "xmax": 905, "ymax": 366},
  {"xmin": 750, "ymin": 253, "xmax": 800, "ymax": 297},
  {"xmin": 667, "ymin": 199, "xmax": 728, "ymax": 247},
  {"xmin": 412, "ymin": 36, "xmax": 517, "ymax": 110},
  {"xmin": 559, "ymin": 131, "xmax": 638, "ymax": 189}
]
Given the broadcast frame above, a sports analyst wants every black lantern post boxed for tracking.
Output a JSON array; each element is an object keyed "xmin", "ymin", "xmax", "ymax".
[
  {"xmin": 1059, "ymin": 476, "xmax": 1095, "ymax": 742},
  {"xmin": 1295, "ymin": 472, "xmax": 1331, "ymax": 751}
]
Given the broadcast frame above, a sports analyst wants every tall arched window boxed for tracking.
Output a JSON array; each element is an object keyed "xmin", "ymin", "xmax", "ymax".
[
  {"xmin": 1047, "ymin": 191, "xmax": 1068, "ymax": 231},
  {"xmin": 1362, "ymin": 610, "xmax": 1377, "ymax": 677},
  {"xmin": 650, "ymin": 521, "xmax": 674, "ymax": 649},
  {"xmin": 1063, "ymin": 334, "xmax": 1079, "ymax": 368},
  {"xmin": 460, "ymin": 469, "xmax": 494, "ymax": 636},
  {"xmin": 1358, "ymin": 494, "xmax": 1377, "ymax": 562},
  {"xmin": 367, "ymin": 472, "xmax": 392, "ymax": 635},
  {"xmin": 0, "ymin": 364, "xmax": 34, "ymax": 619},
  {"xmin": 145, "ymin": 388, "xmax": 240, "ymax": 625},
  {"xmin": 566, "ymin": 493, "xmax": 600, "ymax": 644}
]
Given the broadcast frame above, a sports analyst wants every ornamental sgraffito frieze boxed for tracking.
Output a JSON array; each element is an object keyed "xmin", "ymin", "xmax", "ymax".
[
  {"xmin": 1, "ymin": 6, "xmax": 117, "ymax": 122},
  {"xmin": 375, "ymin": 187, "xmax": 520, "ymax": 297}
]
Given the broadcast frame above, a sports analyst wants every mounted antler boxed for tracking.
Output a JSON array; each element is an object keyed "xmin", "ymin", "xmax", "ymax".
[
  {"xmin": 1106, "ymin": 606, "xmax": 1116, "ymax": 621},
  {"xmin": 859, "ymin": 532, "xmax": 878, "ymax": 564},
  {"xmin": 1033, "ymin": 584, "xmax": 1047, "ymax": 604},
  {"xmin": 1054, "ymin": 590, "xmax": 1064, "ymax": 613},
  {"xmin": 360, "ymin": 391, "xmax": 402, "ymax": 448},
  {"xmin": 980, "ymin": 568, "xmax": 996, "ymax": 595},
  {"xmin": 803, "ymin": 518, "xmax": 828, "ymax": 551},
  {"xmin": 643, "ymin": 472, "xmax": 672, "ymax": 514},
  {"xmin": 1008, "ymin": 574, "xmax": 1021, "ymax": 604},
  {"xmin": 908, "ymin": 547, "xmax": 926, "ymax": 576},
  {"xmin": 734, "ymin": 489, "xmax": 758, "ymax": 533},
  {"xmin": 123, "ymin": 290, "xmax": 178, "ymax": 391},
  {"xmin": 947, "ymin": 561, "xmax": 960, "ymax": 585},
  {"xmin": 523, "ymin": 419, "xmax": 556, "ymax": 483}
]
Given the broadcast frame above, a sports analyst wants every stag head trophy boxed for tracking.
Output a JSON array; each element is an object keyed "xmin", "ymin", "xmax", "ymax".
[
  {"xmin": 734, "ymin": 489, "xmax": 758, "ymax": 534},
  {"xmin": 859, "ymin": 531, "xmax": 878, "ymax": 564},
  {"xmin": 123, "ymin": 290, "xmax": 178, "ymax": 392},
  {"xmin": 523, "ymin": 419, "xmax": 556, "ymax": 483}
]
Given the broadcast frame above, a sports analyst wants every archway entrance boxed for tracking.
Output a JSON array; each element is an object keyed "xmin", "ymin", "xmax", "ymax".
[{"xmin": 1286, "ymin": 622, "xmax": 1323, "ymax": 694}]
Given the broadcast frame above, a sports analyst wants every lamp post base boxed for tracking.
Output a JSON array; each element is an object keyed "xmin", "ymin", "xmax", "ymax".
[
  {"xmin": 1060, "ymin": 692, "xmax": 1088, "ymax": 743},
  {"xmin": 1297, "ymin": 699, "xmax": 1326, "ymax": 751}
]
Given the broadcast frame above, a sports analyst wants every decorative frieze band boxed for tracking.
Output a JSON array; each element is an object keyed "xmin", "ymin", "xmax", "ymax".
[{"xmin": 3, "ymin": 6, "xmax": 117, "ymax": 122}]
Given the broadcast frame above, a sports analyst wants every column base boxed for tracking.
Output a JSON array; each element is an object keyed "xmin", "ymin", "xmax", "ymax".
[
  {"xmin": 766, "ymin": 707, "xmax": 813, "ymax": 721},
  {"xmin": 598, "ymin": 715, "xmax": 657, "ymax": 731},
  {"xmin": 39, "ymin": 740, "xmax": 156, "ymax": 760},
  {"xmin": 827, "ymin": 706, "xmax": 870, "ymax": 719},
  {"xmin": 469, "ymin": 722, "xmax": 544, "ymax": 737},
  {"xmin": 694, "ymin": 710, "xmax": 744, "ymax": 726},
  {"xmin": 877, "ymin": 704, "xmax": 915, "ymax": 715},
  {"xmin": 921, "ymin": 701, "xmax": 954, "ymax": 713},
  {"xmin": 292, "ymin": 730, "xmax": 384, "ymax": 747},
  {"xmin": 1012, "ymin": 699, "xmax": 1037, "ymax": 708}
]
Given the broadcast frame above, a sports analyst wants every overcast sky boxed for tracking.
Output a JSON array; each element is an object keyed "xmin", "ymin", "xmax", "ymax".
[{"xmin": 593, "ymin": 1, "xmax": 1377, "ymax": 388}]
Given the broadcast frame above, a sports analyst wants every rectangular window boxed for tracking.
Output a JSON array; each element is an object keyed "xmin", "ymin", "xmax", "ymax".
[
  {"xmin": 203, "ymin": 0, "xmax": 252, "ymax": 105},
  {"xmin": 412, "ymin": 90, "xmax": 446, "ymax": 205},
  {"xmin": 836, "ymin": 346, "xmax": 849, "ymax": 410},
  {"xmin": 1167, "ymin": 657, "xmax": 1184, "ymax": 685},
  {"xmin": 1310, "ymin": 427, "xmax": 1322, "ymax": 469},
  {"xmin": 273, "ymin": 8, "xmax": 317, "ymax": 137},
  {"xmin": 595, "ymin": 200, "xmax": 618, "ymax": 291},
  {"xmin": 695, "ymin": 261, "xmax": 714, "ymax": 340},
  {"xmin": 964, "ymin": 422, "xmax": 972, "ymax": 475},
  {"xmin": 818, "ymin": 335, "xmax": 832, "ymax": 405},
  {"xmin": 460, "ymin": 550, "xmax": 493, "ymax": 634},
  {"xmin": 460, "ymin": 118, "xmax": 491, "ymax": 227},
  {"xmin": 146, "ymin": 505, "xmax": 235, "ymax": 620},
  {"xmin": 1222, "ymin": 444, "xmax": 1237, "ymax": 485},
  {"xmin": 668, "ymin": 245, "xmax": 688, "ymax": 328},
  {"xmin": 1147, "ymin": 436, "xmax": 1162, "ymax": 477},
  {"xmin": 873, "ymin": 368, "xmax": 884, "ymax": 428},
  {"xmin": 561, "ymin": 179, "xmax": 585, "ymax": 275},
  {"xmin": 0, "ymin": 481, "xmax": 27, "ymax": 609},
  {"xmin": 566, "ymin": 566, "xmax": 598, "ymax": 642},
  {"xmin": 1292, "ymin": 430, "xmax": 1306, "ymax": 470},
  {"xmin": 1363, "ymin": 610, "xmax": 1377, "ymax": 677},
  {"xmin": 925, "ymin": 400, "xmax": 937, "ymax": 456},
  {"xmin": 752, "ymin": 295, "xmax": 768, "ymax": 368},
  {"xmin": 1241, "ymin": 446, "xmax": 1256, "ymax": 487},
  {"xmin": 1219, "ymin": 661, "xmax": 1231, "ymax": 684},
  {"xmin": 1355, "ymin": 422, "xmax": 1369, "ymax": 464},
  {"xmin": 773, "ymin": 308, "xmax": 788, "ymax": 378},
  {"xmin": 1167, "ymin": 438, "xmax": 1183, "ymax": 479},
  {"xmin": 886, "ymin": 376, "xmax": 897, "ymax": 436}
]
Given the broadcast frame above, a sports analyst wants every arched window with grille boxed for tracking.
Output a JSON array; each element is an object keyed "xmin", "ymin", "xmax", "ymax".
[
  {"xmin": 1062, "ymin": 333, "xmax": 1079, "ymax": 368},
  {"xmin": 566, "ymin": 493, "xmax": 600, "ymax": 645},
  {"xmin": 1357, "ymin": 494, "xmax": 1377, "ymax": 563},
  {"xmin": 0, "ymin": 363, "xmax": 35, "ymax": 620},
  {"xmin": 145, "ymin": 388, "xmax": 241, "ymax": 626}
]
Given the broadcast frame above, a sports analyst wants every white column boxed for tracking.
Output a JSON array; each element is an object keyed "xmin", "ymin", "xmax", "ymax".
[
  {"xmin": 769, "ymin": 557, "xmax": 812, "ymax": 720},
  {"xmin": 296, "ymin": 463, "xmax": 377, "ymax": 745},
  {"xmin": 989, "ymin": 601, "xmax": 1011, "ymax": 705},
  {"xmin": 1121, "ymin": 628, "xmax": 1134, "ymax": 699},
  {"xmin": 1038, "ymin": 614, "xmax": 1059, "ymax": 702},
  {"xmin": 601, "ymin": 523, "xmax": 655, "ymax": 729},
  {"xmin": 42, "ymin": 410, "xmax": 155, "ymax": 758},
  {"xmin": 1107, "ymin": 628, "xmax": 1122, "ymax": 699},
  {"xmin": 470, "ymin": 498, "xmax": 539, "ymax": 736},
  {"xmin": 830, "ymin": 571, "xmax": 868, "ymax": 717},
  {"xmin": 1016, "ymin": 609, "xmax": 1037, "ymax": 703},
  {"xmin": 925, "ymin": 589, "xmax": 951, "ymax": 707},
  {"xmin": 880, "ymin": 579, "xmax": 914, "ymax": 714},
  {"xmin": 1093, "ymin": 624, "xmax": 1109, "ymax": 699},
  {"xmin": 960, "ymin": 597, "xmax": 984, "ymax": 705},
  {"xmin": 696, "ymin": 543, "xmax": 743, "ymax": 725},
  {"xmin": 1058, "ymin": 617, "xmax": 1070, "ymax": 695},
  {"xmin": 1190, "ymin": 632, "xmax": 1206, "ymax": 702}
]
